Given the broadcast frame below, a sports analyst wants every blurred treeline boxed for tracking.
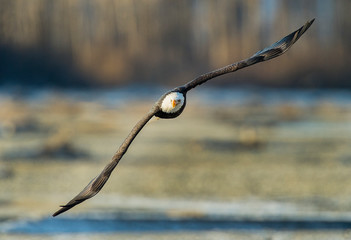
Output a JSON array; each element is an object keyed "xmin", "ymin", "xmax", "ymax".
[{"xmin": 0, "ymin": 0, "xmax": 350, "ymax": 88}]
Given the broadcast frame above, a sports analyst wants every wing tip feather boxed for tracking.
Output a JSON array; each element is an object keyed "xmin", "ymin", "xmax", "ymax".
[{"xmin": 52, "ymin": 206, "xmax": 71, "ymax": 217}]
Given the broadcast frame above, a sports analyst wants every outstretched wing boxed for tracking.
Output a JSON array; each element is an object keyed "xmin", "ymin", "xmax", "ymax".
[
  {"xmin": 53, "ymin": 106, "xmax": 159, "ymax": 217},
  {"xmin": 182, "ymin": 19, "xmax": 314, "ymax": 92}
]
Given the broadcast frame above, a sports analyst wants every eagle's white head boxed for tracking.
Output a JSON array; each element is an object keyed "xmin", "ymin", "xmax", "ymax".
[{"xmin": 161, "ymin": 92, "xmax": 185, "ymax": 113}]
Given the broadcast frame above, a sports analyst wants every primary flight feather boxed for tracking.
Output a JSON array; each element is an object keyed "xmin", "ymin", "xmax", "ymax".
[{"xmin": 53, "ymin": 19, "xmax": 314, "ymax": 217}]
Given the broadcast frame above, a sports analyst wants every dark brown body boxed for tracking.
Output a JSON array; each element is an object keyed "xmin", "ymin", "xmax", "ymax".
[{"xmin": 154, "ymin": 90, "xmax": 187, "ymax": 119}]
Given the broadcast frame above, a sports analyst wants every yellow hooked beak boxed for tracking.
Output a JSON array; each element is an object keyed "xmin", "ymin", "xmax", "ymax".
[{"xmin": 172, "ymin": 99, "xmax": 177, "ymax": 108}]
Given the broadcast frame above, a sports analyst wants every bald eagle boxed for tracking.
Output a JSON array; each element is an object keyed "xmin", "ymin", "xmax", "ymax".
[{"xmin": 53, "ymin": 19, "xmax": 314, "ymax": 217}]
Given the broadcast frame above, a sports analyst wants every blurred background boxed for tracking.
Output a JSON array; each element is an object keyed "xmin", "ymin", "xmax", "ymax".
[
  {"xmin": 1, "ymin": 0, "xmax": 351, "ymax": 239},
  {"xmin": 0, "ymin": 0, "xmax": 350, "ymax": 88}
]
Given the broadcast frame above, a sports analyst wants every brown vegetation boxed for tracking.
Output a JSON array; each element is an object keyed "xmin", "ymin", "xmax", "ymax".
[{"xmin": 0, "ymin": 1, "xmax": 350, "ymax": 87}]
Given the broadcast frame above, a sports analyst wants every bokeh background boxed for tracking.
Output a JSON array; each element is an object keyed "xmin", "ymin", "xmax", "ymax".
[
  {"xmin": 1, "ymin": 0, "xmax": 350, "ymax": 88},
  {"xmin": 1, "ymin": 1, "xmax": 351, "ymax": 239}
]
